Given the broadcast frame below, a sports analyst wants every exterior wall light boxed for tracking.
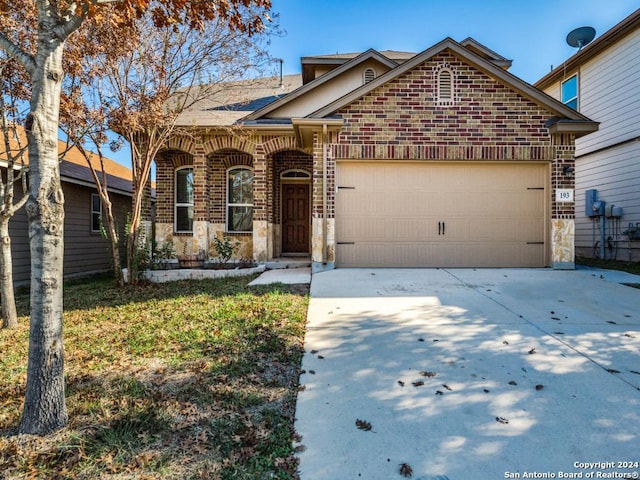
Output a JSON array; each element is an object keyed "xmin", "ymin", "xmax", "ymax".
[{"xmin": 562, "ymin": 166, "xmax": 575, "ymax": 178}]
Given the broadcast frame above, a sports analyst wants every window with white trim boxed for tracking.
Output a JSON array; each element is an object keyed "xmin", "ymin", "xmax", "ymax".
[
  {"xmin": 227, "ymin": 167, "xmax": 253, "ymax": 232},
  {"xmin": 363, "ymin": 68, "xmax": 376, "ymax": 84},
  {"xmin": 175, "ymin": 167, "xmax": 194, "ymax": 232},
  {"xmin": 561, "ymin": 74, "xmax": 578, "ymax": 110},
  {"xmin": 91, "ymin": 193, "xmax": 102, "ymax": 233}
]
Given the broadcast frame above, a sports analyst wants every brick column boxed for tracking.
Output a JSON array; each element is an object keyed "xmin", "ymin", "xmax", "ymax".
[
  {"xmin": 252, "ymin": 146, "xmax": 268, "ymax": 261},
  {"xmin": 191, "ymin": 138, "xmax": 210, "ymax": 255},
  {"xmin": 551, "ymin": 133, "xmax": 576, "ymax": 269}
]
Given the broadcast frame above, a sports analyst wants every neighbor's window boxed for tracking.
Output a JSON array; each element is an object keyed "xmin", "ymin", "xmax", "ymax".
[
  {"xmin": 227, "ymin": 167, "xmax": 253, "ymax": 232},
  {"xmin": 363, "ymin": 68, "xmax": 376, "ymax": 84},
  {"xmin": 561, "ymin": 74, "xmax": 578, "ymax": 110},
  {"xmin": 175, "ymin": 167, "xmax": 194, "ymax": 232},
  {"xmin": 91, "ymin": 193, "xmax": 102, "ymax": 233}
]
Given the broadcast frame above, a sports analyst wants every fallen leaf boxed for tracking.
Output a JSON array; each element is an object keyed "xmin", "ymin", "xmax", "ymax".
[
  {"xmin": 419, "ymin": 371, "xmax": 437, "ymax": 378},
  {"xmin": 398, "ymin": 380, "xmax": 405, "ymax": 387},
  {"xmin": 528, "ymin": 348, "xmax": 536, "ymax": 355},
  {"xmin": 317, "ymin": 355, "xmax": 324, "ymax": 359},
  {"xmin": 551, "ymin": 317, "xmax": 561, "ymax": 321},
  {"xmin": 442, "ymin": 384, "xmax": 452, "ymax": 391},
  {"xmin": 417, "ymin": 338, "xmax": 424, "ymax": 342},
  {"xmin": 496, "ymin": 416, "xmax": 509, "ymax": 424},
  {"xmin": 535, "ymin": 384, "xmax": 544, "ymax": 390},
  {"xmin": 624, "ymin": 333, "xmax": 635, "ymax": 338},
  {"xmin": 412, "ymin": 381, "xmax": 424, "ymax": 387},
  {"xmin": 308, "ymin": 370, "xmax": 315, "ymax": 375},
  {"xmin": 483, "ymin": 389, "xmax": 490, "ymax": 393},
  {"xmin": 508, "ymin": 381, "xmax": 517, "ymax": 386},
  {"xmin": 607, "ymin": 321, "xmax": 617, "ymax": 325},
  {"xmin": 435, "ymin": 390, "xmax": 444, "ymax": 395},
  {"xmin": 399, "ymin": 463, "xmax": 413, "ymax": 477},
  {"xmin": 502, "ymin": 340, "xmax": 509, "ymax": 345},
  {"xmin": 355, "ymin": 419, "xmax": 373, "ymax": 431}
]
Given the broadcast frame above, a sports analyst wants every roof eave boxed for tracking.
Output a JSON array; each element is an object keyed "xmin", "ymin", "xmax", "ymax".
[
  {"xmin": 545, "ymin": 119, "xmax": 600, "ymax": 138},
  {"xmin": 243, "ymin": 49, "xmax": 399, "ymax": 121}
]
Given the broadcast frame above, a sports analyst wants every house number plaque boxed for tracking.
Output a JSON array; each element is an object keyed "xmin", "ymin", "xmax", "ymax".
[{"xmin": 556, "ymin": 189, "xmax": 574, "ymax": 203}]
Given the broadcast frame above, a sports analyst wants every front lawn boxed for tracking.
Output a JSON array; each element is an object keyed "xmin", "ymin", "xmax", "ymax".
[{"xmin": 0, "ymin": 275, "xmax": 308, "ymax": 479}]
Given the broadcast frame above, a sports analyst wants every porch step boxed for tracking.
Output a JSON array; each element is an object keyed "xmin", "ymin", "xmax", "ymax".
[{"xmin": 264, "ymin": 258, "xmax": 312, "ymax": 270}]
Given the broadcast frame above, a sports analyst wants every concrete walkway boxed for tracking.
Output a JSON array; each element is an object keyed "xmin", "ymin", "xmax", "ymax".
[
  {"xmin": 247, "ymin": 267, "xmax": 311, "ymax": 285},
  {"xmin": 295, "ymin": 268, "xmax": 640, "ymax": 480}
]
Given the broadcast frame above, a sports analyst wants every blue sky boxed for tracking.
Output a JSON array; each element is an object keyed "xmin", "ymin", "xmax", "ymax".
[
  {"xmin": 111, "ymin": 1, "xmax": 639, "ymax": 168},
  {"xmin": 268, "ymin": 0, "xmax": 638, "ymax": 84}
]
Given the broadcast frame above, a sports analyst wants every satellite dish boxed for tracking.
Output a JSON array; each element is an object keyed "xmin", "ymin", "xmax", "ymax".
[{"xmin": 566, "ymin": 26, "xmax": 596, "ymax": 50}]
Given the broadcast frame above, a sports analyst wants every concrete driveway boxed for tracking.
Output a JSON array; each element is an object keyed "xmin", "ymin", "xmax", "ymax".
[{"xmin": 294, "ymin": 268, "xmax": 640, "ymax": 480}]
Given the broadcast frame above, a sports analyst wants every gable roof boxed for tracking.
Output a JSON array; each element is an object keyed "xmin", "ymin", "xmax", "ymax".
[
  {"xmin": 301, "ymin": 37, "xmax": 597, "ymax": 136},
  {"xmin": 243, "ymin": 49, "xmax": 399, "ymax": 121},
  {"xmin": 535, "ymin": 8, "xmax": 640, "ymax": 90}
]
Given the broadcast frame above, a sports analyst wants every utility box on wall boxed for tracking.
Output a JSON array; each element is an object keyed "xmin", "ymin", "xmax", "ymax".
[{"xmin": 585, "ymin": 189, "xmax": 603, "ymax": 217}]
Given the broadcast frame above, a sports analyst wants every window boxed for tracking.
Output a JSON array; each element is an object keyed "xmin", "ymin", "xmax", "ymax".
[
  {"xmin": 91, "ymin": 193, "xmax": 102, "ymax": 233},
  {"xmin": 363, "ymin": 68, "xmax": 376, "ymax": 84},
  {"xmin": 438, "ymin": 69, "xmax": 453, "ymax": 103},
  {"xmin": 175, "ymin": 167, "xmax": 194, "ymax": 232},
  {"xmin": 227, "ymin": 167, "xmax": 253, "ymax": 232},
  {"xmin": 561, "ymin": 74, "xmax": 578, "ymax": 110}
]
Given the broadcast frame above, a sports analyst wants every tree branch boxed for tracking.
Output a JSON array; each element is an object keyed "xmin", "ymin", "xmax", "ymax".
[{"xmin": 0, "ymin": 32, "xmax": 36, "ymax": 75}]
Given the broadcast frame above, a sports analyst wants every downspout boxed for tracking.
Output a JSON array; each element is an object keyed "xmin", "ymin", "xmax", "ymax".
[{"xmin": 322, "ymin": 123, "xmax": 328, "ymax": 264}]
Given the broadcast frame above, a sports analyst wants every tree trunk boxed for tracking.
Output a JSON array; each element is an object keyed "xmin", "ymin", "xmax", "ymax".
[
  {"xmin": 102, "ymin": 193, "xmax": 124, "ymax": 286},
  {"xmin": 0, "ymin": 219, "xmax": 18, "ymax": 329},
  {"xmin": 19, "ymin": 37, "xmax": 68, "ymax": 435}
]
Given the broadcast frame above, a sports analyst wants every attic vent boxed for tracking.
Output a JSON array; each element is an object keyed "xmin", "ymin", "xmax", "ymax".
[
  {"xmin": 363, "ymin": 68, "xmax": 376, "ymax": 84},
  {"xmin": 435, "ymin": 63, "xmax": 456, "ymax": 105}
]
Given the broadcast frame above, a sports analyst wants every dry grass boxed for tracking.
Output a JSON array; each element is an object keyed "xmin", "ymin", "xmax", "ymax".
[{"xmin": 0, "ymin": 275, "xmax": 309, "ymax": 479}]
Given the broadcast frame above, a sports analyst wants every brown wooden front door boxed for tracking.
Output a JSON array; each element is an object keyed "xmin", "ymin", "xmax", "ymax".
[{"xmin": 282, "ymin": 183, "xmax": 310, "ymax": 253}]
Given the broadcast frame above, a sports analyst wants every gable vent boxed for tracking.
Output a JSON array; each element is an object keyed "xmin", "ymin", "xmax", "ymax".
[
  {"xmin": 363, "ymin": 68, "xmax": 376, "ymax": 84},
  {"xmin": 435, "ymin": 63, "xmax": 456, "ymax": 105}
]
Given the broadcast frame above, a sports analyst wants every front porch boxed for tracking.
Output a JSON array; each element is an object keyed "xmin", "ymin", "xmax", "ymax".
[{"xmin": 153, "ymin": 132, "xmax": 335, "ymax": 270}]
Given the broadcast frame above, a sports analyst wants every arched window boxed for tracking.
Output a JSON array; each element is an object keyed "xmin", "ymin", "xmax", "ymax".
[
  {"xmin": 175, "ymin": 167, "xmax": 194, "ymax": 232},
  {"xmin": 227, "ymin": 167, "xmax": 253, "ymax": 232},
  {"xmin": 363, "ymin": 68, "xmax": 376, "ymax": 84}
]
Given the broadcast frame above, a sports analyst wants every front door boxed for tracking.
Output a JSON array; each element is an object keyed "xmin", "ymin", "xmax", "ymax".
[{"xmin": 282, "ymin": 183, "xmax": 310, "ymax": 254}]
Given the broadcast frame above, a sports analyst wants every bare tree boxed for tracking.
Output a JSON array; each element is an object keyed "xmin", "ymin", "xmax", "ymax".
[
  {"xmin": 97, "ymin": 11, "xmax": 276, "ymax": 282},
  {"xmin": 0, "ymin": 0, "xmax": 273, "ymax": 435},
  {"xmin": 0, "ymin": 58, "xmax": 29, "ymax": 329}
]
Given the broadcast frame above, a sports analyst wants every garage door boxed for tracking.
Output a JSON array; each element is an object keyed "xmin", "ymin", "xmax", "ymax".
[{"xmin": 335, "ymin": 161, "xmax": 548, "ymax": 268}]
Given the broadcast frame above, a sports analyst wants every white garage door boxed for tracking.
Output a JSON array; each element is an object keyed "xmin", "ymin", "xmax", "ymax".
[{"xmin": 335, "ymin": 161, "xmax": 548, "ymax": 268}]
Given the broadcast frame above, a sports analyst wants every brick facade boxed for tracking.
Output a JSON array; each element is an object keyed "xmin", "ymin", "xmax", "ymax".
[{"xmin": 153, "ymin": 48, "xmax": 582, "ymax": 268}]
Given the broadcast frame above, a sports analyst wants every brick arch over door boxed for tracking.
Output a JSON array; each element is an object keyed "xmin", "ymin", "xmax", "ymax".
[
  {"xmin": 154, "ymin": 149, "xmax": 194, "ymax": 225},
  {"xmin": 271, "ymin": 150, "xmax": 313, "ymax": 225},
  {"xmin": 208, "ymin": 150, "xmax": 254, "ymax": 225}
]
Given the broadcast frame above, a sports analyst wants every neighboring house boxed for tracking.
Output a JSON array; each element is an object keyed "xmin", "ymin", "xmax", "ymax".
[
  {"xmin": 154, "ymin": 37, "xmax": 597, "ymax": 271},
  {"xmin": 1, "ymin": 130, "xmax": 134, "ymax": 285},
  {"xmin": 535, "ymin": 8, "xmax": 640, "ymax": 262}
]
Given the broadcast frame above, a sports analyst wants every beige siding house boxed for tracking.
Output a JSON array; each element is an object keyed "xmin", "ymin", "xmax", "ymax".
[
  {"xmin": 155, "ymin": 37, "xmax": 597, "ymax": 271},
  {"xmin": 536, "ymin": 8, "xmax": 640, "ymax": 261},
  {"xmin": 1, "ymin": 133, "xmax": 134, "ymax": 284}
]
